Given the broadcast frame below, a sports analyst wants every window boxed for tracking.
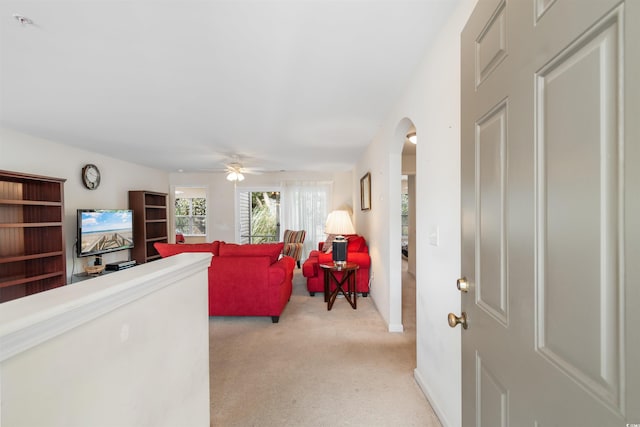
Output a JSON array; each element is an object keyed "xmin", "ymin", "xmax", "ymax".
[
  {"xmin": 238, "ymin": 190, "xmax": 280, "ymax": 243},
  {"xmin": 175, "ymin": 196, "xmax": 206, "ymax": 236},
  {"xmin": 401, "ymin": 176, "xmax": 409, "ymax": 245},
  {"xmin": 401, "ymin": 193, "xmax": 409, "ymax": 240}
]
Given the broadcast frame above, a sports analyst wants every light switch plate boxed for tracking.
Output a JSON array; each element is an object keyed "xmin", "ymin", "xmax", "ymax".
[{"xmin": 429, "ymin": 226, "xmax": 439, "ymax": 246}]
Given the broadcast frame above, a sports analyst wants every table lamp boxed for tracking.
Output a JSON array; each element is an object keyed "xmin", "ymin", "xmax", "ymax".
[{"xmin": 325, "ymin": 210, "xmax": 355, "ymax": 267}]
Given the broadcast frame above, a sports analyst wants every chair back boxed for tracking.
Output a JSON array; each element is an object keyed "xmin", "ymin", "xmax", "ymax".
[{"xmin": 282, "ymin": 229, "xmax": 306, "ymax": 267}]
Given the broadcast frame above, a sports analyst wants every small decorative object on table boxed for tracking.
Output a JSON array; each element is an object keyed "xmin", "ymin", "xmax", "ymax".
[
  {"xmin": 84, "ymin": 264, "xmax": 106, "ymax": 275},
  {"xmin": 324, "ymin": 210, "xmax": 355, "ymax": 267}
]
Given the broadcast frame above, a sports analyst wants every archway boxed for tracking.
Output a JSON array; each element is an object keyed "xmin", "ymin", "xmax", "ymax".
[
  {"xmin": 389, "ymin": 118, "xmax": 417, "ymax": 335},
  {"xmin": 401, "ymin": 126, "xmax": 417, "ymax": 338}
]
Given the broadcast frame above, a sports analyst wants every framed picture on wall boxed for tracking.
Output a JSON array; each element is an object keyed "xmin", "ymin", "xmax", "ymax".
[{"xmin": 360, "ymin": 172, "xmax": 371, "ymax": 211}]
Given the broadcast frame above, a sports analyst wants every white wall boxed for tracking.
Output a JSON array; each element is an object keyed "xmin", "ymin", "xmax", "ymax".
[
  {"xmin": 0, "ymin": 253, "xmax": 212, "ymax": 427},
  {"xmin": 0, "ymin": 127, "xmax": 170, "ymax": 279},
  {"xmin": 169, "ymin": 170, "xmax": 354, "ymax": 244},
  {"xmin": 0, "ymin": 126, "xmax": 352, "ymax": 270},
  {"xmin": 354, "ymin": 1, "xmax": 477, "ymax": 426}
]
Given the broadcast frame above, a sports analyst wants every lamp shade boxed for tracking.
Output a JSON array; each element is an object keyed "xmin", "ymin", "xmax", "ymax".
[{"xmin": 325, "ymin": 210, "xmax": 355, "ymax": 235}]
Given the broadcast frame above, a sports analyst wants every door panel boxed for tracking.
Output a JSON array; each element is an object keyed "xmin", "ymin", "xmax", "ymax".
[
  {"xmin": 475, "ymin": 0, "xmax": 507, "ymax": 87},
  {"xmin": 476, "ymin": 101, "xmax": 508, "ymax": 326},
  {"xmin": 461, "ymin": 0, "xmax": 638, "ymax": 425},
  {"xmin": 476, "ymin": 353, "xmax": 508, "ymax": 427},
  {"xmin": 535, "ymin": 8, "xmax": 623, "ymax": 411}
]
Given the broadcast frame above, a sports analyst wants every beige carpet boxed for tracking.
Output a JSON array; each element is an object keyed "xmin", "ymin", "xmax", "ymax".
[{"xmin": 209, "ymin": 261, "xmax": 442, "ymax": 427}]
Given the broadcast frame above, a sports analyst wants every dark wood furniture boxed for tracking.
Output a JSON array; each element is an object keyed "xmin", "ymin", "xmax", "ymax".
[
  {"xmin": 0, "ymin": 170, "xmax": 67, "ymax": 303},
  {"xmin": 129, "ymin": 191, "xmax": 168, "ymax": 264},
  {"xmin": 319, "ymin": 262, "xmax": 359, "ymax": 310}
]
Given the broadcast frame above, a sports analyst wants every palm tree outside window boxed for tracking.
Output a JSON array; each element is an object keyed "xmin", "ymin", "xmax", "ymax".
[{"xmin": 238, "ymin": 190, "xmax": 281, "ymax": 243}]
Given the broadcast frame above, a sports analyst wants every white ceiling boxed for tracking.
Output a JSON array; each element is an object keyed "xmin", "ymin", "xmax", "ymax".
[{"xmin": 1, "ymin": 0, "xmax": 456, "ymax": 173}]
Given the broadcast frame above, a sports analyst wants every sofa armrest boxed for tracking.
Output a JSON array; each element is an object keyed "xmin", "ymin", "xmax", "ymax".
[
  {"xmin": 278, "ymin": 255, "xmax": 296, "ymax": 270},
  {"xmin": 347, "ymin": 252, "xmax": 371, "ymax": 269},
  {"xmin": 270, "ymin": 256, "xmax": 295, "ymax": 285},
  {"xmin": 307, "ymin": 250, "xmax": 322, "ymax": 259}
]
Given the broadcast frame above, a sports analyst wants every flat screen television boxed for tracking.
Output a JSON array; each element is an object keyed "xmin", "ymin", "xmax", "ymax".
[{"xmin": 77, "ymin": 209, "xmax": 134, "ymax": 257}]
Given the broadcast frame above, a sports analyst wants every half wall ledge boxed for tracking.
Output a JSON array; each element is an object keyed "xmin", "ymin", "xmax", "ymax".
[{"xmin": 0, "ymin": 252, "xmax": 212, "ymax": 427}]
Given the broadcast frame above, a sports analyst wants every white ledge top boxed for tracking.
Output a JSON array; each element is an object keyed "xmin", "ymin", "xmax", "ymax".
[{"xmin": 0, "ymin": 252, "xmax": 212, "ymax": 362}]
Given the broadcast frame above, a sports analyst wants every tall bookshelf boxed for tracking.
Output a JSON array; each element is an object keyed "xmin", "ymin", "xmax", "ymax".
[
  {"xmin": 129, "ymin": 191, "xmax": 168, "ymax": 264},
  {"xmin": 0, "ymin": 170, "xmax": 67, "ymax": 303}
]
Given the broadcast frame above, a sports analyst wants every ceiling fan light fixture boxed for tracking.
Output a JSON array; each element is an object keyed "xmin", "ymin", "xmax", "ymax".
[
  {"xmin": 226, "ymin": 171, "xmax": 245, "ymax": 182},
  {"xmin": 407, "ymin": 131, "xmax": 417, "ymax": 144}
]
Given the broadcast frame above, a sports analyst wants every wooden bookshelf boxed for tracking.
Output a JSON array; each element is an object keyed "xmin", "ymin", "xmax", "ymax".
[
  {"xmin": 129, "ymin": 191, "xmax": 168, "ymax": 264},
  {"xmin": 0, "ymin": 170, "xmax": 67, "ymax": 303}
]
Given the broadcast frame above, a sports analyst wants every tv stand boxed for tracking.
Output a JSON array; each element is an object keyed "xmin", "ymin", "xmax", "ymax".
[
  {"xmin": 72, "ymin": 260, "xmax": 137, "ymax": 284},
  {"xmin": 105, "ymin": 260, "xmax": 137, "ymax": 271},
  {"xmin": 72, "ymin": 270, "xmax": 114, "ymax": 283}
]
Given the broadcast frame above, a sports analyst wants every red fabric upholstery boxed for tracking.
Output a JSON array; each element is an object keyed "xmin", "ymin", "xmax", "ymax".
[
  {"xmin": 302, "ymin": 235, "xmax": 371, "ymax": 296},
  {"xmin": 155, "ymin": 241, "xmax": 220, "ymax": 257},
  {"xmin": 154, "ymin": 241, "xmax": 294, "ymax": 323},
  {"xmin": 218, "ymin": 241, "xmax": 283, "ymax": 264}
]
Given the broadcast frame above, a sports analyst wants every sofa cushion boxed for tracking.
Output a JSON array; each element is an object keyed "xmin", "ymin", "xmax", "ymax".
[
  {"xmin": 347, "ymin": 235, "xmax": 366, "ymax": 252},
  {"xmin": 218, "ymin": 242, "xmax": 284, "ymax": 264},
  {"xmin": 322, "ymin": 234, "xmax": 365, "ymax": 253},
  {"xmin": 155, "ymin": 241, "xmax": 221, "ymax": 258}
]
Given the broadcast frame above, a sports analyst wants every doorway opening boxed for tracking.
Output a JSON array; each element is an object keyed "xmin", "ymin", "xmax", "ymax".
[
  {"xmin": 174, "ymin": 186, "xmax": 208, "ymax": 244},
  {"xmin": 401, "ymin": 126, "xmax": 417, "ymax": 342}
]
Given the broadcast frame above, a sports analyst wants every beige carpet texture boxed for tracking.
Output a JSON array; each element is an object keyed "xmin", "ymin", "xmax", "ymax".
[{"xmin": 209, "ymin": 262, "xmax": 442, "ymax": 427}]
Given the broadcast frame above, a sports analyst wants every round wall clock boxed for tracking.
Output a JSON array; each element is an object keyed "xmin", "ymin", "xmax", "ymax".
[{"xmin": 81, "ymin": 164, "xmax": 101, "ymax": 190}]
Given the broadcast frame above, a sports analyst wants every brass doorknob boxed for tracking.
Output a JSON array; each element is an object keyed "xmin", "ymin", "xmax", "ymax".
[
  {"xmin": 456, "ymin": 277, "xmax": 469, "ymax": 292},
  {"xmin": 448, "ymin": 312, "xmax": 468, "ymax": 329}
]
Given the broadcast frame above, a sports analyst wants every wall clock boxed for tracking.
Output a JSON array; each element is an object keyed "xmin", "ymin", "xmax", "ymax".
[{"xmin": 81, "ymin": 164, "xmax": 101, "ymax": 190}]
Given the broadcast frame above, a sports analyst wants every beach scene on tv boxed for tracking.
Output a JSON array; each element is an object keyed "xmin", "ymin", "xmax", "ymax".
[{"xmin": 80, "ymin": 210, "xmax": 134, "ymax": 255}]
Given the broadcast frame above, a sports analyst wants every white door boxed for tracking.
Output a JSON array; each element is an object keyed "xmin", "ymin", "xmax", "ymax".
[{"xmin": 459, "ymin": 0, "xmax": 639, "ymax": 425}]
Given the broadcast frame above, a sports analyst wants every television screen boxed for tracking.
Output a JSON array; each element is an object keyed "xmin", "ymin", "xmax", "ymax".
[{"xmin": 77, "ymin": 209, "xmax": 134, "ymax": 257}]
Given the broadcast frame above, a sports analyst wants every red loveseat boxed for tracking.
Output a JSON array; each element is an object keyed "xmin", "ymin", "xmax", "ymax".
[
  {"xmin": 302, "ymin": 235, "xmax": 371, "ymax": 297},
  {"xmin": 154, "ymin": 241, "xmax": 295, "ymax": 323}
]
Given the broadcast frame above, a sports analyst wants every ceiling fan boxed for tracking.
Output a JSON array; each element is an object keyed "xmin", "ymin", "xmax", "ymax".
[
  {"xmin": 196, "ymin": 155, "xmax": 266, "ymax": 181},
  {"xmin": 221, "ymin": 157, "xmax": 265, "ymax": 181},
  {"xmin": 224, "ymin": 162, "xmax": 248, "ymax": 182}
]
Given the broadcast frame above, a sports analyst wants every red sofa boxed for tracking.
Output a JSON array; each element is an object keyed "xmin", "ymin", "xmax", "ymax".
[
  {"xmin": 154, "ymin": 241, "xmax": 294, "ymax": 323},
  {"xmin": 302, "ymin": 235, "xmax": 371, "ymax": 297}
]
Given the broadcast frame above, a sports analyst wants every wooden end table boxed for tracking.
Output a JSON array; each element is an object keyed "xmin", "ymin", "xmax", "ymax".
[{"xmin": 319, "ymin": 262, "xmax": 359, "ymax": 310}]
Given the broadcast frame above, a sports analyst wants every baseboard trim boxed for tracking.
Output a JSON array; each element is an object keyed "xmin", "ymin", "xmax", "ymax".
[
  {"xmin": 414, "ymin": 368, "xmax": 453, "ymax": 427},
  {"xmin": 388, "ymin": 323, "xmax": 404, "ymax": 333}
]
